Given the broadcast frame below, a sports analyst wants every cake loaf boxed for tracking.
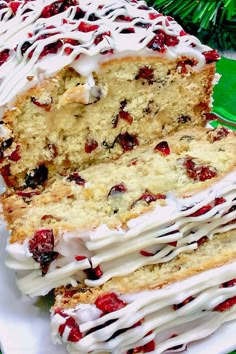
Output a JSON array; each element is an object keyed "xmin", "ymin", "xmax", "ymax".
[
  {"xmin": 0, "ymin": 0, "xmax": 219, "ymax": 189},
  {"xmin": 51, "ymin": 231, "xmax": 236, "ymax": 354},
  {"xmin": 4, "ymin": 126, "xmax": 236, "ymax": 296}
]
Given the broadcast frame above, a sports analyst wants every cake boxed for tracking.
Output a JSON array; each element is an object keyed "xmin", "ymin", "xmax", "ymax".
[
  {"xmin": 50, "ymin": 231, "xmax": 236, "ymax": 354},
  {"xmin": 0, "ymin": 0, "xmax": 219, "ymax": 189},
  {"xmin": 3, "ymin": 126, "xmax": 236, "ymax": 296}
]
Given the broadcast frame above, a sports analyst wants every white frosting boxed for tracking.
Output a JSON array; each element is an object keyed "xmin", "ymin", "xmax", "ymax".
[
  {"xmin": 0, "ymin": 0, "xmax": 213, "ymax": 118},
  {"xmin": 6, "ymin": 170, "xmax": 236, "ymax": 296},
  {"xmin": 51, "ymin": 261, "xmax": 236, "ymax": 353}
]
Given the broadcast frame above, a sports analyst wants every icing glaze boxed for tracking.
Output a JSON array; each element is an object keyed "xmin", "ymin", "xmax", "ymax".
[
  {"xmin": 51, "ymin": 261, "xmax": 236, "ymax": 353},
  {"xmin": 6, "ymin": 170, "xmax": 236, "ymax": 296},
  {"xmin": 0, "ymin": 0, "xmax": 216, "ymax": 118}
]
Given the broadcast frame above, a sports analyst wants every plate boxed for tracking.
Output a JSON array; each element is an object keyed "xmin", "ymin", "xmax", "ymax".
[{"xmin": 0, "ymin": 57, "xmax": 236, "ymax": 354}]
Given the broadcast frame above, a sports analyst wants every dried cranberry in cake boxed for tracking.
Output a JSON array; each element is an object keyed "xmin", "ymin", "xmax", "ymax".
[
  {"xmin": 25, "ymin": 165, "xmax": 48, "ymax": 189},
  {"xmin": 28, "ymin": 229, "xmax": 58, "ymax": 275},
  {"xmin": 9, "ymin": 1, "xmax": 21, "ymax": 14},
  {"xmin": 203, "ymin": 112, "xmax": 219, "ymax": 121},
  {"xmin": 8, "ymin": 145, "xmax": 21, "ymax": 162},
  {"xmin": 177, "ymin": 58, "xmax": 197, "ymax": 74},
  {"xmin": 222, "ymin": 279, "xmax": 236, "ymax": 288},
  {"xmin": 189, "ymin": 205, "xmax": 212, "ymax": 217},
  {"xmin": 154, "ymin": 141, "xmax": 170, "ymax": 155},
  {"xmin": 31, "ymin": 97, "xmax": 52, "ymax": 111},
  {"xmin": 63, "ymin": 39, "xmax": 80, "ymax": 55},
  {"xmin": 39, "ymin": 40, "xmax": 63, "ymax": 59},
  {"xmin": 108, "ymin": 183, "xmax": 127, "ymax": 197},
  {"xmin": 48, "ymin": 143, "xmax": 58, "ymax": 159},
  {"xmin": 58, "ymin": 316, "xmax": 82, "ymax": 343},
  {"xmin": 140, "ymin": 250, "xmax": 155, "ymax": 257},
  {"xmin": 0, "ymin": 49, "xmax": 10, "ymax": 66},
  {"xmin": 41, "ymin": 0, "xmax": 77, "ymax": 18},
  {"xmin": 84, "ymin": 265, "xmax": 103, "ymax": 280},
  {"xmin": 94, "ymin": 31, "xmax": 111, "ymax": 45},
  {"xmin": 197, "ymin": 236, "xmax": 208, "ymax": 247},
  {"xmin": 208, "ymin": 127, "xmax": 230, "ymax": 142},
  {"xmin": 78, "ymin": 22, "xmax": 99, "ymax": 32},
  {"xmin": 118, "ymin": 132, "xmax": 139, "ymax": 151},
  {"xmin": 173, "ymin": 296, "xmax": 195, "ymax": 310},
  {"xmin": 16, "ymin": 190, "xmax": 41, "ymax": 199},
  {"xmin": 119, "ymin": 111, "xmax": 133, "ymax": 125},
  {"xmin": 203, "ymin": 50, "xmax": 220, "ymax": 64},
  {"xmin": 147, "ymin": 32, "xmax": 166, "ymax": 52},
  {"xmin": 213, "ymin": 296, "xmax": 236, "ymax": 312},
  {"xmin": 67, "ymin": 173, "xmax": 86, "ymax": 186},
  {"xmin": 215, "ymin": 197, "xmax": 226, "ymax": 205},
  {"xmin": 131, "ymin": 190, "xmax": 166, "ymax": 208},
  {"xmin": 135, "ymin": 66, "xmax": 154, "ymax": 83},
  {"xmin": 75, "ymin": 255, "xmax": 87, "ymax": 261},
  {"xmin": 183, "ymin": 157, "xmax": 217, "ymax": 181},
  {"xmin": 168, "ymin": 241, "xmax": 177, "ymax": 247},
  {"xmin": 85, "ymin": 138, "xmax": 98, "ymax": 153},
  {"xmin": 95, "ymin": 292, "xmax": 127, "ymax": 313}
]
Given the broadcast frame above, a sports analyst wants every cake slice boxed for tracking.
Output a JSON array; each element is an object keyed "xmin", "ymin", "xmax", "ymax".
[
  {"xmin": 0, "ymin": 0, "xmax": 219, "ymax": 189},
  {"xmin": 3, "ymin": 126, "xmax": 236, "ymax": 296},
  {"xmin": 50, "ymin": 231, "xmax": 236, "ymax": 354}
]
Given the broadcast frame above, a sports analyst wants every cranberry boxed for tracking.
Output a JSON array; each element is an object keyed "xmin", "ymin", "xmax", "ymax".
[
  {"xmin": 222, "ymin": 279, "xmax": 236, "ymax": 288},
  {"xmin": 58, "ymin": 316, "xmax": 82, "ymax": 342},
  {"xmin": 135, "ymin": 66, "xmax": 154, "ymax": 82},
  {"xmin": 180, "ymin": 30, "xmax": 187, "ymax": 36},
  {"xmin": 67, "ymin": 173, "xmax": 86, "ymax": 186},
  {"xmin": 154, "ymin": 141, "xmax": 170, "ymax": 155},
  {"xmin": 85, "ymin": 139, "xmax": 98, "ymax": 153},
  {"xmin": 140, "ymin": 250, "xmax": 155, "ymax": 257},
  {"xmin": 165, "ymin": 34, "xmax": 179, "ymax": 46},
  {"xmin": 41, "ymin": 1, "xmax": 77, "ymax": 18},
  {"xmin": 78, "ymin": 22, "xmax": 99, "ymax": 32},
  {"xmin": 48, "ymin": 143, "xmax": 58, "ymax": 158},
  {"xmin": 197, "ymin": 236, "xmax": 208, "ymax": 247},
  {"xmin": 211, "ymin": 127, "xmax": 230, "ymax": 142},
  {"xmin": 29, "ymin": 229, "xmax": 58, "ymax": 275},
  {"xmin": 119, "ymin": 111, "xmax": 133, "ymax": 125},
  {"xmin": 173, "ymin": 296, "xmax": 194, "ymax": 310},
  {"xmin": 149, "ymin": 13, "xmax": 162, "ymax": 20},
  {"xmin": 203, "ymin": 50, "xmax": 220, "ymax": 63},
  {"xmin": 177, "ymin": 59, "xmax": 197, "ymax": 74},
  {"xmin": 214, "ymin": 296, "xmax": 236, "ymax": 312},
  {"xmin": 75, "ymin": 255, "xmax": 87, "ymax": 261},
  {"xmin": 16, "ymin": 190, "xmax": 41, "ymax": 199},
  {"xmin": 73, "ymin": 6, "xmax": 85, "ymax": 20},
  {"xmin": 120, "ymin": 28, "xmax": 135, "ymax": 34},
  {"xmin": 31, "ymin": 97, "xmax": 52, "ymax": 111},
  {"xmin": 0, "ymin": 49, "xmax": 10, "ymax": 66},
  {"xmin": 215, "ymin": 197, "xmax": 226, "ymax": 205},
  {"xmin": 183, "ymin": 158, "xmax": 217, "ymax": 181},
  {"xmin": 9, "ymin": 1, "xmax": 21, "ymax": 13},
  {"xmin": 118, "ymin": 132, "xmax": 139, "ymax": 151},
  {"xmin": 84, "ymin": 265, "xmax": 103, "ymax": 280},
  {"xmin": 95, "ymin": 292, "xmax": 127, "ymax": 313},
  {"xmin": 127, "ymin": 340, "xmax": 156, "ymax": 354},
  {"xmin": 116, "ymin": 15, "xmax": 133, "ymax": 22},
  {"xmin": 135, "ymin": 22, "xmax": 151, "ymax": 29},
  {"xmin": 108, "ymin": 183, "xmax": 127, "ymax": 197},
  {"xmin": 8, "ymin": 145, "xmax": 21, "ymax": 162},
  {"xmin": 189, "ymin": 205, "xmax": 212, "ymax": 217},
  {"xmin": 63, "ymin": 39, "xmax": 80, "ymax": 55},
  {"xmin": 25, "ymin": 165, "xmax": 48, "ymax": 189},
  {"xmin": 147, "ymin": 32, "xmax": 166, "ymax": 52},
  {"xmin": 94, "ymin": 31, "xmax": 111, "ymax": 45},
  {"xmin": 39, "ymin": 40, "xmax": 63, "ymax": 59},
  {"xmin": 131, "ymin": 191, "xmax": 166, "ymax": 208},
  {"xmin": 168, "ymin": 241, "xmax": 177, "ymax": 247}
]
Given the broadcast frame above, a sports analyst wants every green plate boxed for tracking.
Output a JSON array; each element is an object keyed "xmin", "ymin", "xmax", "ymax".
[{"xmin": 210, "ymin": 57, "xmax": 236, "ymax": 130}]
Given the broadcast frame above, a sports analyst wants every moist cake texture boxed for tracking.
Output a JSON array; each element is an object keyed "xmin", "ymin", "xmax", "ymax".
[
  {"xmin": 0, "ymin": 0, "xmax": 219, "ymax": 188},
  {"xmin": 4, "ymin": 127, "xmax": 236, "ymax": 296}
]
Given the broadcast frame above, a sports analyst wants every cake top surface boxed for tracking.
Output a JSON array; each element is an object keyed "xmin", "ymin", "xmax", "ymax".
[{"xmin": 0, "ymin": 0, "xmax": 219, "ymax": 113}]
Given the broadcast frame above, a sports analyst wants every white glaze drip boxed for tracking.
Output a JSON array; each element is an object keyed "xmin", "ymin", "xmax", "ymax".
[
  {"xmin": 51, "ymin": 261, "xmax": 236, "ymax": 353},
  {"xmin": 0, "ymin": 0, "xmax": 213, "ymax": 118},
  {"xmin": 6, "ymin": 170, "xmax": 236, "ymax": 296}
]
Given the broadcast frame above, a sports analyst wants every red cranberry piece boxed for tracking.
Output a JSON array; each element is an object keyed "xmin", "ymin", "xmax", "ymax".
[
  {"xmin": 173, "ymin": 296, "xmax": 194, "ymax": 310},
  {"xmin": 94, "ymin": 31, "xmax": 111, "ymax": 45},
  {"xmin": 48, "ymin": 143, "xmax": 58, "ymax": 158},
  {"xmin": 180, "ymin": 30, "xmax": 187, "ymax": 36},
  {"xmin": 78, "ymin": 22, "xmax": 99, "ymax": 32},
  {"xmin": 177, "ymin": 58, "xmax": 197, "ymax": 74},
  {"xmin": 215, "ymin": 197, "xmax": 226, "ymax": 205},
  {"xmin": 67, "ymin": 173, "xmax": 86, "ymax": 186},
  {"xmin": 149, "ymin": 13, "xmax": 162, "ymax": 20},
  {"xmin": 132, "ymin": 191, "xmax": 166, "ymax": 208},
  {"xmin": 118, "ymin": 132, "xmax": 139, "ymax": 151},
  {"xmin": 59, "ymin": 316, "xmax": 82, "ymax": 342},
  {"xmin": 140, "ymin": 250, "xmax": 155, "ymax": 257},
  {"xmin": 0, "ymin": 49, "xmax": 10, "ymax": 66},
  {"xmin": 95, "ymin": 292, "xmax": 127, "ymax": 313},
  {"xmin": 203, "ymin": 113, "xmax": 218, "ymax": 121},
  {"xmin": 213, "ymin": 296, "xmax": 236, "ymax": 312},
  {"xmin": 147, "ymin": 32, "xmax": 166, "ymax": 52},
  {"xmin": 168, "ymin": 241, "xmax": 177, "ymax": 247},
  {"xmin": 135, "ymin": 66, "xmax": 154, "ymax": 82},
  {"xmin": 9, "ymin": 1, "xmax": 21, "ymax": 13},
  {"xmin": 8, "ymin": 145, "xmax": 21, "ymax": 161},
  {"xmin": 183, "ymin": 158, "xmax": 217, "ymax": 181},
  {"xmin": 16, "ymin": 190, "xmax": 41, "ymax": 199},
  {"xmin": 39, "ymin": 40, "xmax": 63, "ymax": 59},
  {"xmin": 165, "ymin": 34, "xmax": 179, "ymax": 46},
  {"xmin": 222, "ymin": 279, "xmax": 236, "ymax": 288},
  {"xmin": 127, "ymin": 340, "xmax": 156, "ymax": 354},
  {"xmin": 197, "ymin": 236, "xmax": 208, "ymax": 247},
  {"xmin": 31, "ymin": 97, "xmax": 52, "ymax": 111},
  {"xmin": 212, "ymin": 127, "xmax": 230, "ymax": 142},
  {"xmin": 108, "ymin": 183, "xmax": 127, "ymax": 197},
  {"xmin": 120, "ymin": 28, "xmax": 135, "ymax": 34},
  {"xmin": 203, "ymin": 50, "xmax": 220, "ymax": 64},
  {"xmin": 189, "ymin": 205, "xmax": 212, "ymax": 217},
  {"xmin": 154, "ymin": 141, "xmax": 170, "ymax": 155},
  {"xmin": 116, "ymin": 15, "xmax": 133, "ymax": 22},
  {"xmin": 75, "ymin": 255, "xmax": 87, "ymax": 261},
  {"xmin": 84, "ymin": 265, "xmax": 103, "ymax": 280},
  {"xmin": 64, "ymin": 38, "xmax": 80, "ymax": 55},
  {"xmin": 119, "ymin": 111, "xmax": 133, "ymax": 125},
  {"xmin": 29, "ymin": 229, "xmax": 58, "ymax": 275},
  {"xmin": 85, "ymin": 139, "xmax": 98, "ymax": 153}
]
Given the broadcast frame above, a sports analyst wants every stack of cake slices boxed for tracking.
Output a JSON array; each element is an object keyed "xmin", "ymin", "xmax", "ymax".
[{"xmin": 0, "ymin": 0, "xmax": 235, "ymax": 353}]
